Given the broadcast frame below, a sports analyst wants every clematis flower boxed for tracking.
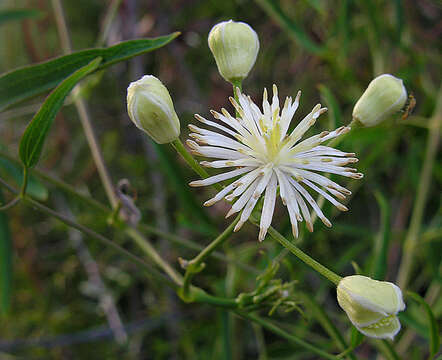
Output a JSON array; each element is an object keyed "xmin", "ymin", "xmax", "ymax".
[{"xmin": 188, "ymin": 86, "xmax": 363, "ymax": 241}]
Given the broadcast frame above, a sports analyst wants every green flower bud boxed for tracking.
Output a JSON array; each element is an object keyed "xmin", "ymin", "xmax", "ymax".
[
  {"xmin": 353, "ymin": 74, "xmax": 407, "ymax": 127},
  {"xmin": 337, "ymin": 275, "xmax": 405, "ymax": 339},
  {"xmin": 208, "ymin": 20, "xmax": 259, "ymax": 83},
  {"xmin": 127, "ymin": 75, "xmax": 180, "ymax": 144}
]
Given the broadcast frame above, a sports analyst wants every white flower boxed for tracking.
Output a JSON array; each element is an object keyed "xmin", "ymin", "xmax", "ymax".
[{"xmin": 188, "ymin": 85, "xmax": 363, "ymax": 241}]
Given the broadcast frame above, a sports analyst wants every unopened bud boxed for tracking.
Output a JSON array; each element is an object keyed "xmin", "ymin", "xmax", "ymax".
[
  {"xmin": 337, "ymin": 275, "xmax": 405, "ymax": 339},
  {"xmin": 208, "ymin": 20, "xmax": 259, "ymax": 83},
  {"xmin": 127, "ymin": 75, "xmax": 180, "ymax": 144},
  {"xmin": 353, "ymin": 74, "xmax": 407, "ymax": 127}
]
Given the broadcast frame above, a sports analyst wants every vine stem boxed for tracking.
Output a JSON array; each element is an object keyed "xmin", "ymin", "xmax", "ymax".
[
  {"xmin": 0, "ymin": 176, "xmax": 338, "ymax": 358},
  {"xmin": 396, "ymin": 87, "xmax": 441, "ymax": 289},
  {"xmin": 50, "ymin": 0, "xmax": 187, "ymax": 286},
  {"xmin": 125, "ymin": 227, "xmax": 183, "ymax": 286},
  {"xmin": 235, "ymin": 312, "xmax": 339, "ymax": 360},
  {"xmin": 0, "ymin": 166, "xmax": 29, "ymax": 211},
  {"xmin": 172, "ymin": 139, "xmax": 211, "ymax": 180},
  {"xmin": 0, "ymin": 176, "xmax": 176, "ymax": 288},
  {"xmin": 251, "ymin": 216, "xmax": 342, "ymax": 285},
  {"xmin": 0, "ymin": 149, "xmax": 258, "ymax": 274},
  {"xmin": 51, "ymin": 0, "xmax": 118, "ymax": 209},
  {"xmin": 180, "ymin": 215, "xmax": 240, "ymax": 299}
]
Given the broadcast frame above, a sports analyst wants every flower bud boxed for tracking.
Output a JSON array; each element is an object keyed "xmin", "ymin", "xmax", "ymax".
[
  {"xmin": 337, "ymin": 275, "xmax": 405, "ymax": 339},
  {"xmin": 352, "ymin": 74, "xmax": 407, "ymax": 127},
  {"xmin": 127, "ymin": 75, "xmax": 180, "ymax": 144},
  {"xmin": 208, "ymin": 20, "xmax": 259, "ymax": 83}
]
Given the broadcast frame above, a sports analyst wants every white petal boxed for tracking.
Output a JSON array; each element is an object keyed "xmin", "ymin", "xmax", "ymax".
[
  {"xmin": 226, "ymin": 178, "xmax": 259, "ymax": 217},
  {"xmin": 289, "ymin": 178, "xmax": 331, "ymax": 228},
  {"xmin": 302, "ymin": 179, "xmax": 348, "ymax": 211},
  {"xmin": 226, "ymin": 167, "xmax": 263, "ymax": 200},
  {"xmin": 296, "ymin": 145, "xmax": 355, "ymax": 158},
  {"xmin": 189, "ymin": 167, "xmax": 252, "ymax": 187},
  {"xmin": 194, "ymin": 114, "xmax": 237, "ymax": 137},
  {"xmin": 288, "ymin": 162, "xmax": 364, "ymax": 179},
  {"xmin": 259, "ymin": 173, "xmax": 277, "ymax": 241},
  {"xmin": 290, "ymin": 182, "xmax": 313, "ymax": 232},
  {"xmin": 187, "ymin": 140, "xmax": 243, "ymax": 159},
  {"xmin": 203, "ymin": 182, "xmax": 237, "ymax": 206},
  {"xmin": 283, "ymin": 104, "xmax": 326, "ymax": 150},
  {"xmin": 295, "ymin": 169, "xmax": 351, "ymax": 196},
  {"xmin": 280, "ymin": 91, "xmax": 301, "ymax": 140},
  {"xmin": 201, "ymin": 158, "xmax": 261, "ymax": 168}
]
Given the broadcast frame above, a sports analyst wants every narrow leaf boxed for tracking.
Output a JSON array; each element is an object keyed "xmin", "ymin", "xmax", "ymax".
[
  {"xmin": 407, "ymin": 291, "xmax": 440, "ymax": 359},
  {"xmin": 0, "ymin": 190, "xmax": 12, "ymax": 315},
  {"xmin": 350, "ymin": 326, "xmax": 364, "ymax": 348},
  {"xmin": 0, "ymin": 32, "xmax": 180, "ymax": 111},
  {"xmin": 255, "ymin": 0, "xmax": 325, "ymax": 55},
  {"xmin": 371, "ymin": 191, "xmax": 391, "ymax": 279},
  {"xmin": 0, "ymin": 8, "xmax": 41, "ymax": 26},
  {"xmin": 301, "ymin": 293, "xmax": 357, "ymax": 360},
  {"xmin": 0, "ymin": 157, "xmax": 48, "ymax": 200},
  {"xmin": 376, "ymin": 339, "xmax": 401, "ymax": 360},
  {"xmin": 318, "ymin": 84, "xmax": 343, "ymax": 128},
  {"xmin": 19, "ymin": 57, "xmax": 102, "ymax": 168}
]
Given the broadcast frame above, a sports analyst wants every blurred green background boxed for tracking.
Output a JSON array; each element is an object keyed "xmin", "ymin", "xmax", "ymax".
[{"xmin": 0, "ymin": 0, "xmax": 440, "ymax": 359}]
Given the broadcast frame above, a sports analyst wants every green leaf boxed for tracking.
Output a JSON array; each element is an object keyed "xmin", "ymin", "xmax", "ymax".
[
  {"xmin": 371, "ymin": 191, "xmax": 391, "ymax": 279},
  {"xmin": 407, "ymin": 291, "xmax": 440, "ymax": 360},
  {"xmin": 0, "ymin": 190, "xmax": 12, "ymax": 315},
  {"xmin": 255, "ymin": 0, "xmax": 325, "ymax": 55},
  {"xmin": 19, "ymin": 57, "xmax": 102, "ymax": 168},
  {"xmin": 0, "ymin": 32, "xmax": 180, "ymax": 111},
  {"xmin": 350, "ymin": 326, "xmax": 364, "ymax": 348},
  {"xmin": 0, "ymin": 158, "xmax": 48, "ymax": 200},
  {"xmin": 0, "ymin": 8, "xmax": 41, "ymax": 26},
  {"xmin": 300, "ymin": 293, "xmax": 357, "ymax": 360},
  {"xmin": 318, "ymin": 84, "xmax": 343, "ymax": 128},
  {"xmin": 376, "ymin": 339, "xmax": 401, "ymax": 360}
]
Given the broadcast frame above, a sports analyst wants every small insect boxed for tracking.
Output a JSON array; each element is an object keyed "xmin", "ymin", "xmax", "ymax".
[{"xmin": 402, "ymin": 94, "xmax": 416, "ymax": 120}]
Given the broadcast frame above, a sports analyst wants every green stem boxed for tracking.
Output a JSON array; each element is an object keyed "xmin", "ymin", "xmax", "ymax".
[
  {"xmin": 0, "ymin": 195, "xmax": 20, "ymax": 211},
  {"xmin": 300, "ymin": 293, "xmax": 356, "ymax": 360},
  {"xmin": 19, "ymin": 166, "xmax": 28, "ymax": 197},
  {"xmin": 0, "ymin": 176, "xmax": 176, "ymax": 288},
  {"xmin": 95, "ymin": 0, "xmax": 123, "ymax": 47},
  {"xmin": 397, "ymin": 87, "xmax": 441, "ymax": 289},
  {"xmin": 236, "ymin": 312, "xmax": 339, "ymax": 360},
  {"xmin": 0, "ymin": 150, "xmax": 258, "ymax": 274},
  {"xmin": 52, "ymin": 0, "xmax": 118, "ymax": 209},
  {"xmin": 0, "ymin": 165, "xmax": 29, "ymax": 211},
  {"xmin": 125, "ymin": 227, "xmax": 183, "ymax": 286},
  {"xmin": 253, "ymin": 217, "xmax": 342, "ymax": 285},
  {"xmin": 181, "ymin": 215, "xmax": 240, "ymax": 298},
  {"xmin": 172, "ymin": 138, "xmax": 211, "ymax": 181}
]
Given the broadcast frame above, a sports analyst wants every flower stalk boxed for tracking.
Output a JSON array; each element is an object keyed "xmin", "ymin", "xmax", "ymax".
[{"xmin": 179, "ymin": 215, "xmax": 240, "ymax": 300}]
